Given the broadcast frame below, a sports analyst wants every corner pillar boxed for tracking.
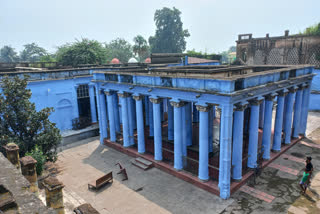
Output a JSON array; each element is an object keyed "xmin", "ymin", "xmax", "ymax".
[
  {"xmin": 218, "ymin": 104, "xmax": 233, "ymax": 199},
  {"xmin": 98, "ymin": 89, "xmax": 108, "ymax": 143},
  {"xmin": 300, "ymin": 84, "xmax": 311, "ymax": 135},
  {"xmin": 292, "ymin": 85, "xmax": 303, "ymax": 138}
]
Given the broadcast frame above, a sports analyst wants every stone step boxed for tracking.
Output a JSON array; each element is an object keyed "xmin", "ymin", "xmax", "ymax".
[
  {"xmin": 136, "ymin": 157, "xmax": 153, "ymax": 167},
  {"xmin": 131, "ymin": 160, "xmax": 150, "ymax": 171}
]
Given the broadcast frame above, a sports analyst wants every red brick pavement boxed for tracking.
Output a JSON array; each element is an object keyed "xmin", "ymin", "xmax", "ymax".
[
  {"xmin": 239, "ymin": 185, "xmax": 275, "ymax": 203},
  {"xmin": 268, "ymin": 163, "xmax": 299, "ymax": 176},
  {"xmin": 299, "ymin": 141, "xmax": 320, "ymax": 149},
  {"xmin": 281, "ymin": 153, "xmax": 305, "ymax": 164}
]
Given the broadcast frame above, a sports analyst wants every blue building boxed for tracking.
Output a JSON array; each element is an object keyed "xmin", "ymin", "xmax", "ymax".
[{"xmin": 92, "ymin": 64, "xmax": 315, "ymax": 199}]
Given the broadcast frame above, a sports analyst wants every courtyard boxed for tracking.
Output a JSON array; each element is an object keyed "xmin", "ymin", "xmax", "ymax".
[{"xmin": 52, "ymin": 113, "xmax": 320, "ymax": 214}]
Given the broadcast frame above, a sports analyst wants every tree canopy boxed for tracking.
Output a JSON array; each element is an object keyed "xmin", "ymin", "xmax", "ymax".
[
  {"xmin": 133, "ymin": 35, "xmax": 150, "ymax": 62},
  {"xmin": 302, "ymin": 22, "xmax": 320, "ymax": 36},
  {"xmin": 149, "ymin": 7, "xmax": 190, "ymax": 53},
  {"xmin": 105, "ymin": 38, "xmax": 133, "ymax": 63},
  {"xmin": 0, "ymin": 76, "xmax": 61, "ymax": 161},
  {"xmin": 20, "ymin": 43, "xmax": 48, "ymax": 62},
  {"xmin": 0, "ymin": 46, "xmax": 19, "ymax": 63},
  {"xmin": 56, "ymin": 38, "xmax": 107, "ymax": 66}
]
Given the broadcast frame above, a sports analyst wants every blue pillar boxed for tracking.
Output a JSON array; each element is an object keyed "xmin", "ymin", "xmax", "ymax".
[
  {"xmin": 172, "ymin": 101, "xmax": 183, "ymax": 170},
  {"xmin": 144, "ymin": 96, "xmax": 149, "ymax": 126},
  {"xmin": 182, "ymin": 104, "xmax": 187, "ymax": 161},
  {"xmin": 272, "ymin": 90, "xmax": 287, "ymax": 151},
  {"xmin": 130, "ymin": 97, "xmax": 136, "ymax": 130},
  {"xmin": 151, "ymin": 98, "xmax": 162, "ymax": 161},
  {"xmin": 119, "ymin": 93, "xmax": 130, "ymax": 147},
  {"xmin": 88, "ymin": 84, "xmax": 97, "ymax": 123},
  {"xmin": 193, "ymin": 103, "xmax": 199, "ymax": 122},
  {"xmin": 160, "ymin": 100, "xmax": 164, "ymax": 122},
  {"xmin": 197, "ymin": 105, "xmax": 210, "ymax": 181},
  {"xmin": 282, "ymin": 95, "xmax": 288, "ymax": 131},
  {"xmin": 208, "ymin": 106, "xmax": 213, "ymax": 153},
  {"xmin": 133, "ymin": 95, "xmax": 145, "ymax": 153},
  {"xmin": 186, "ymin": 102, "xmax": 192, "ymax": 146},
  {"xmin": 292, "ymin": 87, "xmax": 303, "ymax": 138},
  {"xmin": 98, "ymin": 89, "xmax": 108, "ymax": 143},
  {"xmin": 212, "ymin": 105, "xmax": 216, "ymax": 119},
  {"xmin": 219, "ymin": 104, "xmax": 233, "ymax": 199},
  {"xmin": 259, "ymin": 100, "xmax": 265, "ymax": 129},
  {"xmin": 232, "ymin": 103, "xmax": 247, "ymax": 180},
  {"xmin": 95, "ymin": 85, "xmax": 103, "ymax": 144},
  {"xmin": 168, "ymin": 101, "xmax": 174, "ymax": 140},
  {"xmin": 284, "ymin": 87, "xmax": 297, "ymax": 144},
  {"xmin": 247, "ymin": 99, "xmax": 262, "ymax": 168},
  {"xmin": 127, "ymin": 96, "xmax": 135, "ymax": 145},
  {"xmin": 300, "ymin": 84, "xmax": 311, "ymax": 135},
  {"xmin": 149, "ymin": 98, "xmax": 154, "ymax": 136},
  {"xmin": 113, "ymin": 93, "xmax": 120, "ymax": 132},
  {"xmin": 106, "ymin": 91, "xmax": 116, "ymax": 142},
  {"xmin": 261, "ymin": 94, "xmax": 275, "ymax": 159}
]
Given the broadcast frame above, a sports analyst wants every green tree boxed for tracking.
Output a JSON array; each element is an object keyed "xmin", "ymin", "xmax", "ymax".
[
  {"xmin": 105, "ymin": 38, "xmax": 133, "ymax": 63},
  {"xmin": 186, "ymin": 49, "xmax": 221, "ymax": 61},
  {"xmin": 0, "ymin": 76, "xmax": 61, "ymax": 161},
  {"xmin": 149, "ymin": 7, "xmax": 190, "ymax": 53},
  {"xmin": 133, "ymin": 35, "xmax": 150, "ymax": 62},
  {"xmin": 20, "ymin": 43, "xmax": 48, "ymax": 62},
  {"xmin": 0, "ymin": 46, "xmax": 19, "ymax": 62},
  {"xmin": 302, "ymin": 23, "xmax": 320, "ymax": 36},
  {"xmin": 56, "ymin": 38, "xmax": 107, "ymax": 66}
]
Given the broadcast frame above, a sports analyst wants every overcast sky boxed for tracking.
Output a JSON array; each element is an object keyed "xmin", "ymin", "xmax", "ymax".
[{"xmin": 1, "ymin": 0, "xmax": 319, "ymax": 54}]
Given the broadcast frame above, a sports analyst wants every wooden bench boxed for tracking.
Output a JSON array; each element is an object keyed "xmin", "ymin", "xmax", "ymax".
[{"xmin": 88, "ymin": 172, "xmax": 113, "ymax": 190}]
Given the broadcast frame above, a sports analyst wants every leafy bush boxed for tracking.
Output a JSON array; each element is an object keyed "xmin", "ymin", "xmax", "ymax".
[
  {"xmin": 0, "ymin": 75, "xmax": 61, "ymax": 161},
  {"xmin": 26, "ymin": 146, "xmax": 46, "ymax": 175}
]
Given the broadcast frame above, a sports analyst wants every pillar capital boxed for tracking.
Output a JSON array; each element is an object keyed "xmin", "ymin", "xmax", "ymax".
[
  {"xmin": 249, "ymin": 97, "xmax": 264, "ymax": 106},
  {"xmin": 104, "ymin": 90, "xmax": 114, "ymax": 96},
  {"xmin": 118, "ymin": 92, "xmax": 130, "ymax": 98},
  {"xmin": 133, "ymin": 95, "xmax": 144, "ymax": 101},
  {"xmin": 74, "ymin": 84, "xmax": 80, "ymax": 89},
  {"xmin": 264, "ymin": 92, "xmax": 277, "ymax": 101},
  {"xmin": 99, "ymin": 89, "xmax": 104, "ymax": 95},
  {"xmin": 88, "ymin": 83, "xmax": 95, "ymax": 88},
  {"xmin": 196, "ymin": 105, "xmax": 211, "ymax": 112},
  {"xmin": 234, "ymin": 102, "xmax": 248, "ymax": 111},
  {"xmin": 302, "ymin": 83, "xmax": 310, "ymax": 89},
  {"xmin": 170, "ymin": 101, "xmax": 185, "ymax": 108},
  {"xmin": 288, "ymin": 86, "xmax": 298, "ymax": 93},
  {"xmin": 150, "ymin": 97, "xmax": 162, "ymax": 104},
  {"xmin": 276, "ymin": 89, "xmax": 289, "ymax": 97}
]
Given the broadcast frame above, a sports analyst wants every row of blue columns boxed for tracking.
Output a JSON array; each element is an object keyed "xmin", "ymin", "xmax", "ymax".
[{"xmin": 231, "ymin": 84, "xmax": 310, "ymax": 184}]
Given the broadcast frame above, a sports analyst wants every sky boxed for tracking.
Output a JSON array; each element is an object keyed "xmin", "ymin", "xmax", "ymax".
[{"xmin": 1, "ymin": 0, "xmax": 320, "ymax": 54}]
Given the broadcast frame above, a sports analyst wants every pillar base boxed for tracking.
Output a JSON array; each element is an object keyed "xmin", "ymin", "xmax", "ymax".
[
  {"xmin": 232, "ymin": 178, "xmax": 242, "ymax": 182},
  {"xmin": 198, "ymin": 178, "xmax": 209, "ymax": 182},
  {"xmin": 272, "ymin": 149, "xmax": 281, "ymax": 153}
]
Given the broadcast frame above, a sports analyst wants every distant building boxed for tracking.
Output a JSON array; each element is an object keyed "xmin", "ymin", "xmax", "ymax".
[{"xmin": 236, "ymin": 31, "xmax": 320, "ymax": 110}]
